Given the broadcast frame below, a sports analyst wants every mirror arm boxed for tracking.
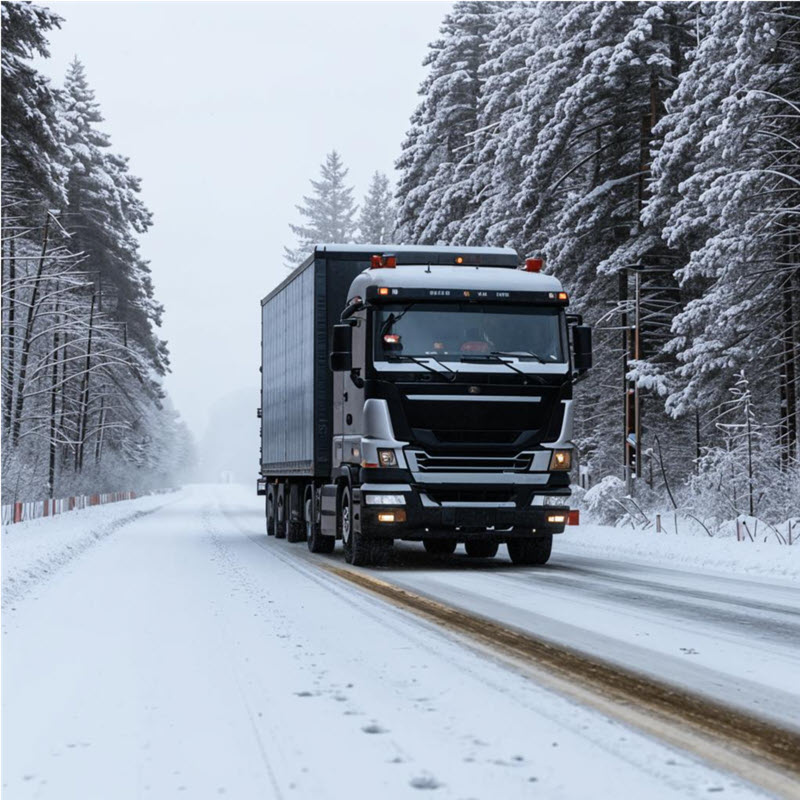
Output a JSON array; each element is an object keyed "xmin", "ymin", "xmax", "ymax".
[{"xmin": 349, "ymin": 368, "xmax": 364, "ymax": 388}]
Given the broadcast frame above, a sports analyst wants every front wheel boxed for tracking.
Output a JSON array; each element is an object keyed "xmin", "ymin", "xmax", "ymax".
[
  {"xmin": 464, "ymin": 540, "xmax": 498, "ymax": 558},
  {"xmin": 341, "ymin": 486, "xmax": 390, "ymax": 567},
  {"xmin": 423, "ymin": 539, "xmax": 457, "ymax": 555},
  {"xmin": 507, "ymin": 535, "xmax": 552, "ymax": 566}
]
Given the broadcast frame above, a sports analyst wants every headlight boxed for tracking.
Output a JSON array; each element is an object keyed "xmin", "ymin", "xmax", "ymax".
[
  {"xmin": 365, "ymin": 494, "xmax": 406, "ymax": 505},
  {"xmin": 549, "ymin": 450, "xmax": 572, "ymax": 471},
  {"xmin": 377, "ymin": 448, "xmax": 397, "ymax": 467}
]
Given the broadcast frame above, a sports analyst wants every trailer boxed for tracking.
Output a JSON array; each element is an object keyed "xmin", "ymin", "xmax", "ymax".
[{"xmin": 259, "ymin": 245, "xmax": 591, "ymax": 566}]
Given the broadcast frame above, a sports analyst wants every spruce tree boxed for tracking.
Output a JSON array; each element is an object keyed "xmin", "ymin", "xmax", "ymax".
[
  {"xmin": 394, "ymin": 1, "xmax": 500, "ymax": 244},
  {"xmin": 357, "ymin": 171, "xmax": 395, "ymax": 244},
  {"xmin": 59, "ymin": 58, "xmax": 166, "ymax": 375},
  {"xmin": 1, "ymin": 2, "xmax": 65, "ymax": 209},
  {"xmin": 284, "ymin": 150, "xmax": 357, "ymax": 267}
]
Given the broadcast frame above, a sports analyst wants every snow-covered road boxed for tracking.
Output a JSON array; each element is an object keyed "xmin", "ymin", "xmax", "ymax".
[{"xmin": 3, "ymin": 485, "xmax": 796, "ymax": 800}]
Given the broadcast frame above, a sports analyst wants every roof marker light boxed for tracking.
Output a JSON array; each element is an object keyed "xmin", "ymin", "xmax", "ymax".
[
  {"xmin": 371, "ymin": 254, "xmax": 397, "ymax": 269},
  {"xmin": 523, "ymin": 257, "xmax": 544, "ymax": 273}
]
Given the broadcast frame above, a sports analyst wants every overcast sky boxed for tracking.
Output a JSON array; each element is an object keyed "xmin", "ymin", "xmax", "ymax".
[{"xmin": 38, "ymin": 0, "xmax": 449, "ymax": 446}]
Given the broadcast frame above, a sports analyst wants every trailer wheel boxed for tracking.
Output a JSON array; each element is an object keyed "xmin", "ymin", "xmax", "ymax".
[
  {"xmin": 266, "ymin": 485, "xmax": 276, "ymax": 536},
  {"xmin": 423, "ymin": 539, "xmax": 457, "ymax": 555},
  {"xmin": 306, "ymin": 484, "xmax": 334, "ymax": 554},
  {"xmin": 275, "ymin": 483, "xmax": 286, "ymax": 539},
  {"xmin": 507, "ymin": 535, "xmax": 552, "ymax": 566},
  {"xmin": 286, "ymin": 482, "xmax": 305, "ymax": 543},
  {"xmin": 464, "ymin": 541, "xmax": 498, "ymax": 558},
  {"xmin": 341, "ymin": 485, "xmax": 390, "ymax": 567}
]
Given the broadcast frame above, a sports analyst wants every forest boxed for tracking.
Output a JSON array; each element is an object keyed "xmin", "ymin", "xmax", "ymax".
[
  {"xmin": 1, "ymin": 2, "xmax": 194, "ymax": 502},
  {"xmin": 287, "ymin": 1, "xmax": 799, "ymax": 527}
]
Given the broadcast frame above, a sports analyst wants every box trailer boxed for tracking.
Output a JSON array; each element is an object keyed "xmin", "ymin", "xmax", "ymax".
[{"xmin": 259, "ymin": 245, "xmax": 591, "ymax": 566}]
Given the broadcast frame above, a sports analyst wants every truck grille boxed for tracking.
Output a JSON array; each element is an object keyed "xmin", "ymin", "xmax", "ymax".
[
  {"xmin": 433, "ymin": 429, "xmax": 521, "ymax": 444},
  {"xmin": 409, "ymin": 451, "xmax": 532, "ymax": 473}
]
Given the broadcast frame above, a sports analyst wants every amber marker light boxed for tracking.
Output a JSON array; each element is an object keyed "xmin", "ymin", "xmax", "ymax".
[
  {"xmin": 558, "ymin": 292, "xmax": 568, "ymax": 301},
  {"xmin": 549, "ymin": 450, "xmax": 572, "ymax": 471},
  {"xmin": 379, "ymin": 287, "xmax": 390, "ymax": 296}
]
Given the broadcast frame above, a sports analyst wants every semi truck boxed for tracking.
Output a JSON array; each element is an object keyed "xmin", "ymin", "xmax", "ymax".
[{"xmin": 258, "ymin": 245, "xmax": 591, "ymax": 567}]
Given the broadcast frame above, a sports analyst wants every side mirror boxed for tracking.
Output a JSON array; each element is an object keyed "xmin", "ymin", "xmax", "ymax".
[
  {"xmin": 329, "ymin": 324, "xmax": 353, "ymax": 372},
  {"xmin": 573, "ymin": 325, "xmax": 592, "ymax": 373}
]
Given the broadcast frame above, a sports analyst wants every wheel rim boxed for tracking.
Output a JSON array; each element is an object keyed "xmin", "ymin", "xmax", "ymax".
[{"xmin": 341, "ymin": 493, "xmax": 351, "ymax": 544}]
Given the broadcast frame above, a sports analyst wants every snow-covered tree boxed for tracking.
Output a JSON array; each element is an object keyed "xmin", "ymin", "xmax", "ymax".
[
  {"xmin": 1, "ymin": 2, "xmax": 66, "ymax": 209},
  {"xmin": 284, "ymin": 150, "xmax": 358, "ymax": 267},
  {"xmin": 2, "ymin": 28, "xmax": 192, "ymax": 503},
  {"xmin": 649, "ymin": 2, "xmax": 799, "ymax": 473},
  {"xmin": 357, "ymin": 171, "xmax": 395, "ymax": 244},
  {"xmin": 394, "ymin": 1, "xmax": 500, "ymax": 244}
]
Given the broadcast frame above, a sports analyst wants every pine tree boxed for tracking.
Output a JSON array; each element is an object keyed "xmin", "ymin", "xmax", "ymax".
[
  {"xmin": 59, "ymin": 58, "xmax": 166, "ymax": 375},
  {"xmin": 357, "ymin": 171, "xmax": 395, "ymax": 244},
  {"xmin": 284, "ymin": 150, "xmax": 357, "ymax": 267},
  {"xmin": 1, "ymin": 2, "xmax": 66, "ymax": 209},
  {"xmin": 394, "ymin": 1, "xmax": 500, "ymax": 244},
  {"xmin": 649, "ymin": 2, "xmax": 799, "ymax": 474}
]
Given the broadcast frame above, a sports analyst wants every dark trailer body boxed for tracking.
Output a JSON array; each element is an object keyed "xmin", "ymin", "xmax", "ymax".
[{"xmin": 259, "ymin": 246, "xmax": 520, "ymax": 480}]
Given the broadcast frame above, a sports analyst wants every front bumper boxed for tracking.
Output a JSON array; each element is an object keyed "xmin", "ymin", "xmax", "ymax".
[{"xmin": 357, "ymin": 482, "xmax": 570, "ymax": 541}]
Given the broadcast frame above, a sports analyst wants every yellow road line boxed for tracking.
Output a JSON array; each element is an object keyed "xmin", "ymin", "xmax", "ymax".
[{"xmin": 325, "ymin": 564, "xmax": 800, "ymax": 800}]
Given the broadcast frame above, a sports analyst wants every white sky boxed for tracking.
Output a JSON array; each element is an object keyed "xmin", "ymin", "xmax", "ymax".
[{"xmin": 38, "ymin": 0, "xmax": 449, "ymax": 442}]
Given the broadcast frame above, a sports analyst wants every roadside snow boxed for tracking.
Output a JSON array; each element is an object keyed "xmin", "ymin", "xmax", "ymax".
[
  {"xmin": 2, "ymin": 493, "xmax": 174, "ymax": 608},
  {"xmin": 559, "ymin": 521, "xmax": 800, "ymax": 583}
]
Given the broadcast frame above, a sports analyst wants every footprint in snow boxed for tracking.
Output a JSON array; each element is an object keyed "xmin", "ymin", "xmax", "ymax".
[
  {"xmin": 295, "ymin": 691, "xmax": 314, "ymax": 697},
  {"xmin": 410, "ymin": 775, "xmax": 441, "ymax": 790},
  {"xmin": 361, "ymin": 723, "xmax": 387, "ymax": 734}
]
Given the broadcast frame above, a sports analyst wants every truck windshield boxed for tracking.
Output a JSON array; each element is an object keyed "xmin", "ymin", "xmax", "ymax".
[{"xmin": 374, "ymin": 303, "xmax": 565, "ymax": 362}]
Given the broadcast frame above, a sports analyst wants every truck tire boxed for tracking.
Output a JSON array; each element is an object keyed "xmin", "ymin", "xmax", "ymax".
[
  {"xmin": 341, "ymin": 485, "xmax": 391, "ymax": 567},
  {"xmin": 306, "ymin": 484, "xmax": 335, "ymax": 554},
  {"xmin": 286, "ymin": 482, "xmax": 305, "ymax": 543},
  {"xmin": 266, "ymin": 485, "xmax": 276, "ymax": 536},
  {"xmin": 507, "ymin": 535, "xmax": 552, "ymax": 566},
  {"xmin": 423, "ymin": 539, "xmax": 457, "ymax": 555},
  {"xmin": 275, "ymin": 483, "xmax": 286, "ymax": 539},
  {"xmin": 464, "ymin": 541, "xmax": 498, "ymax": 558}
]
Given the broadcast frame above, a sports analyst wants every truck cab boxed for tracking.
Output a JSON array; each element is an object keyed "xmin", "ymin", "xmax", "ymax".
[{"xmin": 318, "ymin": 247, "xmax": 591, "ymax": 566}]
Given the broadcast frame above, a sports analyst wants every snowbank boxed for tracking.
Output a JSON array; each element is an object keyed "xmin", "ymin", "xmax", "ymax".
[
  {"xmin": 2, "ymin": 492, "xmax": 175, "ymax": 608},
  {"xmin": 560, "ymin": 521, "xmax": 800, "ymax": 583}
]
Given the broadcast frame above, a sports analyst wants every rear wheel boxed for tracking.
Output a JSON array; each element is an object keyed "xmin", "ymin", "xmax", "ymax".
[
  {"xmin": 341, "ymin": 485, "xmax": 390, "ymax": 567},
  {"xmin": 464, "ymin": 540, "xmax": 498, "ymax": 558},
  {"xmin": 274, "ymin": 483, "xmax": 286, "ymax": 539},
  {"xmin": 286, "ymin": 482, "xmax": 305, "ymax": 543},
  {"xmin": 266, "ymin": 485, "xmax": 276, "ymax": 536},
  {"xmin": 306, "ymin": 484, "xmax": 335, "ymax": 554},
  {"xmin": 507, "ymin": 535, "xmax": 552, "ymax": 566},
  {"xmin": 423, "ymin": 539, "xmax": 457, "ymax": 555}
]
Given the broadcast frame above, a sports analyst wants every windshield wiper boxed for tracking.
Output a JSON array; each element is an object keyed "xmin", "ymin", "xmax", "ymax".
[
  {"xmin": 460, "ymin": 352, "xmax": 528, "ymax": 379},
  {"xmin": 387, "ymin": 354, "xmax": 458, "ymax": 382},
  {"xmin": 490, "ymin": 350, "xmax": 546, "ymax": 363}
]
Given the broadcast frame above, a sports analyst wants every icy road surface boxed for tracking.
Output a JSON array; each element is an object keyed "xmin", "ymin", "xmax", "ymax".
[{"xmin": 3, "ymin": 485, "xmax": 793, "ymax": 800}]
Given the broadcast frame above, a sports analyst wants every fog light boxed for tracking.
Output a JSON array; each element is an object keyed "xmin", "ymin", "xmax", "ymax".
[
  {"xmin": 377, "ymin": 448, "xmax": 398, "ymax": 467},
  {"xmin": 546, "ymin": 514, "xmax": 567, "ymax": 524},
  {"xmin": 549, "ymin": 450, "xmax": 572, "ymax": 471},
  {"xmin": 365, "ymin": 494, "xmax": 406, "ymax": 505},
  {"xmin": 377, "ymin": 510, "xmax": 406, "ymax": 523}
]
